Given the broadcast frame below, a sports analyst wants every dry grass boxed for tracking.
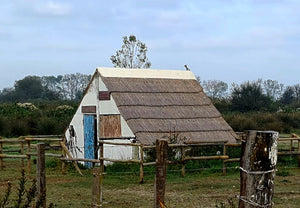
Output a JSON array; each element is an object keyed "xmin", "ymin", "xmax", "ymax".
[{"xmin": 0, "ymin": 159, "xmax": 299, "ymax": 208}]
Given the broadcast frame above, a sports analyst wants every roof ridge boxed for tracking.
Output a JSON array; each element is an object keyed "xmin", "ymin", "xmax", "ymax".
[{"xmin": 97, "ymin": 67, "xmax": 196, "ymax": 80}]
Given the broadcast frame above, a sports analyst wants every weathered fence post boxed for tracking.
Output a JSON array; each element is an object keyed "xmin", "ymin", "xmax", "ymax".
[
  {"xmin": 0, "ymin": 137, "xmax": 3, "ymax": 170},
  {"xmin": 222, "ymin": 143, "xmax": 227, "ymax": 176},
  {"xmin": 61, "ymin": 137, "xmax": 66, "ymax": 175},
  {"xmin": 139, "ymin": 144, "xmax": 144, "ymax": 184},
  {"xmin": 154, "ymin": 139, "xmax": 168, "ymax": 208},
  {"xmin": 37, "ymin": 143, "xmax": 46, "ymax": 208},
  {"xmin": 239, "ymin": 130, "xmax": 278, "ymax": 208},
  {"xmin": 99, "ymin": 141, "xmax": 104, "ymax": 205},
  {"xmin": 181, "ymin": 146, "xmax": 186, "ymax": 177},
  {"xmin": 27, "ymin": 139, "xmax": 31, "ymax": 174},
  {"xmin": 99, "ymin": 142, "xmax": 104, "ymax": 172},
  {"xmin": 92, "ymin": 167, "xmax": 103, "ymax": 207},
  {"xmin": 20, "ymin": 138, "xmax": 24, "ymax": 167}
]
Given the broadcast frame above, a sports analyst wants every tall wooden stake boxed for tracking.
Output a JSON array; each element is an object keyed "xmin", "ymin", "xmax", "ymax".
[
  {"xmin": 154, "ymin": 139, "xmax": 168, "ymax": 208},
  {"xmin": 92, "ymin": 167, "xmax": 102, "ymax": 207},
  {"xmin": 27, "ymin": 139, "xmax": 31, "ymax": 174},
  {"xmin": 61, "ymin": 137, "xmax": 66, "ymax": 175},
  {"xmin": 139, "ymin": 145, "xmax": 144, "ymax": 183},
  {"xmin": 99, "ymin": 142, "xmax": 104, "ymax": 204},
  {"xmin": 37, "ymin": 143, "xmax": 46, "ymax": 208},
  {"xmin": 222, "ymin": 144, "xmax": 227, "ymax": 176},
  {"xmin": 20, "ymin": 139, "xmax": 24, "ymax": 167},
  {"xmin": 181, "ymin": 146, "xmax": 186, "ymax": 177},
  {"xmin": 239, "ymin": 130, "xmax": 278, "ymax": 208}
]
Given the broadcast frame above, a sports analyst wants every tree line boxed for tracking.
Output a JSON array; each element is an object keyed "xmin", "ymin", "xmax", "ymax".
[
  {"xmin": 0, "ymin": 73, "xmax": 91, "ymax": 102},
  {"xmin": 200, "ymin": 79, "xmax": 300, "ymax": 113},
  {"xmin": 1, "ymin": 73, "xmax": 299, "ymax": 114}
]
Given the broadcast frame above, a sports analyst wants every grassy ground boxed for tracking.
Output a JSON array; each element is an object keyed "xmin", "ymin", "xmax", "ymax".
[
  {"xmin": 0, "ymin": 159, "xmax": 299, "ymax": 208},
  {"xmin": 0, "ymin": 135, "xmax": 299, "ymax": 207}
]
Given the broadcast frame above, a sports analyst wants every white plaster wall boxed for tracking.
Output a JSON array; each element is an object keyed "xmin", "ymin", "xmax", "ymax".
[
  {"xmin": 103, "ymin": 139, "xmax": 133, "ymax": 165},
  {"xmin": 65, "ymin": 75, "xmax": 100, "ymax": 159},
  {"xmin": 65, "ymin": 73, "xmax": 135, "ymax": 164}
]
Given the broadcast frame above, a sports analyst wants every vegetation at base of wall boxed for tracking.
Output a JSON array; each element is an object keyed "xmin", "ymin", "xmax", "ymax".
[{"xmin": 0, "ymin": 101, "xmax": 77, "ymax": 138}]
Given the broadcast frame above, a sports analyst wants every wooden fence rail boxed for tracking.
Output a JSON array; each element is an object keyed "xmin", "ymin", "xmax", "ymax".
[
  {"xmin": 0, "ymin": 134, "xmax": 299, "ymax": 179},
  {"xmin": 0, "ymin": 136, "xmax": 64, "ymax": 173}
]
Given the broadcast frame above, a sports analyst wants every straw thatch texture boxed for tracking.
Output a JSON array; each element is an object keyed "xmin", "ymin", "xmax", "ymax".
[
  {"xmin": 113, "ymin": 92, "xmax": 211, "ymax": 106},
  {"xmin": 102, "ymin": 78, "xmax": 202, "ymax": 93},
  {"xmin": 118, "ymin": 106, "xmax": 221, "ymax": 119},
  {"xmin": 101, "ymin": 76, "xmax": 238, "ymax": 145}
]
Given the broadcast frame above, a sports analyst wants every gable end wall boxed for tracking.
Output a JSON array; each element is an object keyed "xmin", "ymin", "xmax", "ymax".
[{"xmin": 65, "ymin": 73, "xmax": 135, "ymax": 161}]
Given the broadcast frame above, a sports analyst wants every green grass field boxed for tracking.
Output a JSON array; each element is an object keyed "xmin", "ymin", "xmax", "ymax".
[
  {"xmin": 0, "ymin": 135, "xmax": 299, "ymax": 207},
  {"xmin": 0, "ymin": 158, "xmax": 299, "ymax": 208}
]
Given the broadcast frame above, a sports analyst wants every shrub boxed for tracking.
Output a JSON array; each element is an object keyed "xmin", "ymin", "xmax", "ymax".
[
  {"xmin": 0, "ymin": 169, "xmax": 53, "ymax": 208},
  {"xmin": 37, "ymin": 118, "xmax": 57, "ymax": 135},
  {"xmin": 17, "ymin": 102, "xmax": 39, "ymax": 111},
  {"xmin": 45, "ymin": 158, "xmax": 58, "ymax": 168},
  {"xmin": 223, "ymin": 112, "xmax": 300, "ymax": 134},
  {"xmin": 226, "ymin": 114, "xmax": 257, "ymax": 132}
]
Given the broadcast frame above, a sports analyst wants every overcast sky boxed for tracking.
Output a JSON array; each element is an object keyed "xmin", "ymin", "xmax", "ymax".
[{"xmin": 0, "ymin": 0, "xmax": 299, "ymax": 90}]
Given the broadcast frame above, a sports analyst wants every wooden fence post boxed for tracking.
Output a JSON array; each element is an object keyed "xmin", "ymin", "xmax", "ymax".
[
  {"xmin": 222, "ymin": 143, "xmax": 227, "ymax": 176},
  {"xmin": 181, "ymin": 146, "xmax": 186, "ymax": 177},
  {"xmin": 92, "ymin": 167, "xmax": 102, "ymax": 207},
  {"xmin": 61, "ymin": 137, "xmax": 66, "ymax": 175},
  {"xmin": 99, "ymin": 142, "xmax": 104, "ymax": 172},
  {"xmin": 37, "ymin": 143, "xmax": 46, "ymax": 208},
  {"xmin": 239, "ymin": 130, "xmax": 278, "ymax": 208},
  {"xmin": 154, "ymin": 139, "xmax": 168, "ymax": 208},
  {"xmin": 139, "ymin": 144, "xmax": 144, "ymax": 184},
  {"xmin": 99, "ymin": 142, "xmax": 104, "ymax": 205},
  {"xmin": 27, "ymin": 139, "xmax": 31, "ymax": 174},
  {"xmin": 20, "ymin": 138, "xmax": 24, "ymax": 167},
  {"xmin": 0, "ymin": 137, "xmax": 3, "ymax": 170}
]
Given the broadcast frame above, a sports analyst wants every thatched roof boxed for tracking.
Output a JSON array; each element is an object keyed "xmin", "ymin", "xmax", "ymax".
[{"xmin": 99, "ymin": 68, "xmax": 238, "ymax": 145}]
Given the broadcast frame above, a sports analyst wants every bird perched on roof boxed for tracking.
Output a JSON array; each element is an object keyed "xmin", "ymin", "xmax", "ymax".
[{"xmin": 184, "ymin": 65, "xmax": 190, "ymax": 71}]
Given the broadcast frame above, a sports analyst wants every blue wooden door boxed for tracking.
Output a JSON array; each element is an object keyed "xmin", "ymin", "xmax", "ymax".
[{"xmin": 84, "ymin": 115, "xmax": 95, "ymax": 168}]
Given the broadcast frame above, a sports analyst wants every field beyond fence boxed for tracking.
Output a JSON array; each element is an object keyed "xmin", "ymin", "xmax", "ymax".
[{"xmin": 0, "ymin": 133, "xmax": 299, "ymax": 207}]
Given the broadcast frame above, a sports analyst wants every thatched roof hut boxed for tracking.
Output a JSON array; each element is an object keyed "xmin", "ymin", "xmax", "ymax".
[
  {"xmin": 65, "ymin": 67, "xmax": 238, "ymax": 162},
  {"xmin": 101, "ymin": 71, "xmax": 237, "ymax": 145}
]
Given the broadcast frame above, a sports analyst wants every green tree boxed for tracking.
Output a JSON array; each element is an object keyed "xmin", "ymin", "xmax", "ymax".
[
  {"xmin": 42, "ymin": 73, "xmax": 91, "ymax": 100},
  {"xmin": 0, "ymin": 87, "xmax": 15, "ymax": 102},
  {"xmin": 202, "ymin": 80, "xmax": 228, "ymax": 99},
  {"xmin": 110, "ymin": 35, "xmax": 151, "ymax": 68},
  {"xmin": 293, "ymin": 84, "xmax": 300, "ymax": 105},
  {"xmin": 280, "ymin": 86, "xmax": 295, "ymax": 105},
  {"xmin": 14, "ymin": 76, "xmax": 44, "ymax": 100},
  {"xmin": 262, "ymin": 79, "xmax": 284, "ymax": 101},
  {"xmin": 231, "ymin": 81, "xmax": 273, "ymax": 112}
]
